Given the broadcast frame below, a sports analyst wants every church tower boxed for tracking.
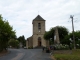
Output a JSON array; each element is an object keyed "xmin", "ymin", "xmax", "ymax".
[{"xmin": 32, "ymin": 15, "xmax": 48, "ymax": 48}]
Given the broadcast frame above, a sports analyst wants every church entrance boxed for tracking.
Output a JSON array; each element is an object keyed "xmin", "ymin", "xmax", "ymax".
[{"xmin": 38, "ymin": 37, "xmax": 41, "ymax": 46}]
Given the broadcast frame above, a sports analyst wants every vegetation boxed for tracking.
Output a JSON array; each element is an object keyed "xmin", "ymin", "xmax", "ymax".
[
  {"xmin": 54, "ymin": 49, "xmax": 80, "ymax": 60},
  {"xmin": 69, "ymin": 31, "xmax": 80, "ymax": 48},
  {"xmin": 0, "ymin": 14, "xmax": 27, "ymax": 51},
  {"xmin": 44, "ymin": 26, "xmax": 80, "ymax": 50},
  {"xmin": 8, "ymin": 39, "xmax": 19, "ymax": 48},
  {"xmin": 44, "ymin": 26, "xmax": 69, "ymax": 45},
  {"xmin": 63, "ymin": 31, "xmax": 80, "ymax": 49},
  {"xmin": 17, "ymin": 35, "xmax": 26, "ymax": 48},
  {"xmin": 0, "ymin": 15, "xmax": 16, "ymax": 52},
  {"xmin": 54, "ymin": 44, "xmax": 70, "ymax": 50}
]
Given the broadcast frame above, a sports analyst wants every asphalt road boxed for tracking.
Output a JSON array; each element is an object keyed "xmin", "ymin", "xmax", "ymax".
[{"xmin": 0, "ymin": 48, "xmax": 53, "ymax": 60}]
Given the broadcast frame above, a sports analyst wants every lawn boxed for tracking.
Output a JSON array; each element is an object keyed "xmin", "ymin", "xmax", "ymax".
[{"xmin": 53, "ymin": 49, "xmax": 80, "ymax": 60}]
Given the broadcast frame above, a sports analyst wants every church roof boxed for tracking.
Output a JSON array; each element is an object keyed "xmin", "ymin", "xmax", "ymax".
[{"xmin": 33, "ymin": 15, "xmax": 45, "ymax": 21}]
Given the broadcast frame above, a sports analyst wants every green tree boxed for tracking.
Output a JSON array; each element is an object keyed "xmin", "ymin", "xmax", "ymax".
[
  {"xmin": 0, "ymin": 15, "xmax": 16, "ymax": 51},
  {"xmin": 56, "ymin": 26, "xmax": 69, "ymax": 44},
  {"xmin": 44, "ymin": 28, "xmax": 55, "ymax": 45},
  {"xmin": 17, "ymin": 35, "xmax": 26, "ymax": 47},
  {"xmin": 63, "ymin": 35, "xmax": 70, "ymax": 45},
  {"xmin": 44, "ymin": 26, "xmax": 69, "ymax": 45},
  {"xmin": 69, "ymin": 31, "xmax": 80, "ymax": 48},
  {"xmin": 8, "ymin": 39, "xmax": 19, "ymax": 48}
]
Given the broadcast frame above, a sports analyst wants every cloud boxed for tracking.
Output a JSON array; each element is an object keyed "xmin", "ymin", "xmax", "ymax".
[{"xmin": 0, "ymin": 0, "xmax": 80, "ymax": 38}]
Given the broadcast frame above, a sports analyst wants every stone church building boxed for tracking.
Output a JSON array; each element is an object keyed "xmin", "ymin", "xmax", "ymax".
[{"xmin": 26, "ymin": 15, "xmax": 49, "ymax": 48}]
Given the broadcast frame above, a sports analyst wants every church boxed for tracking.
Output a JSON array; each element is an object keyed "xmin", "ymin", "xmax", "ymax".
[{"xmin": 26, "ymin": 15, "xmax": 49, "ymax": 48}]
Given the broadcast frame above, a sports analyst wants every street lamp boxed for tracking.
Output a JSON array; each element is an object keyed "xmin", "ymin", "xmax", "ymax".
[{"xmin": 70, "ymin": 15, "xmax": 76, "ymax": 49}]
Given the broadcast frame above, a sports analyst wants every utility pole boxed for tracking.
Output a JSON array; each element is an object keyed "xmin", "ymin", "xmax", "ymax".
[{"xmin": 70, "ymin": 15, "xmax": 76, "ymax": 49}]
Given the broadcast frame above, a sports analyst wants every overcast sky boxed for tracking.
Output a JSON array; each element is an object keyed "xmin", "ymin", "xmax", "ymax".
[{"xmin": 0, "ymin": 0, "xmax": 80, "ymax": 39}]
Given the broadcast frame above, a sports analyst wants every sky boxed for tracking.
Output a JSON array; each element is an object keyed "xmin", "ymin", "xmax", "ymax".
[{"xmin": 0, "ymin": 0, "xmax": 80, "ymax": 39}]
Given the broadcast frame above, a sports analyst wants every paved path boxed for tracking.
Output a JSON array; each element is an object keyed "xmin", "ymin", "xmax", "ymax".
[{"xmin": 0, "ymin": 49, "xmax": 53, "ymax": 60}]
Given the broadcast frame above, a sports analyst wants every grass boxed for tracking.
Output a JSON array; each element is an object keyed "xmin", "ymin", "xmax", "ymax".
[{"xmin": 54, "ymin": 49, "xmax": 80, "ymax": 60}]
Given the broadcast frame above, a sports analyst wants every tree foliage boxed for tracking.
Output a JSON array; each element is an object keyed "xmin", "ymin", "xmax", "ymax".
[
  {"xmin": 69, "ymin": 31, "xmax": 80, "ymax": 48},
  {"xmin": 8, "ymin": 39, "xmax": 19, "ymax": 48},
  {"xmin": 44, "ymin": 26, "xmax": 69, "ymax": 45},
  {"xmin": 0, "ymin": 15, "xmax": 16, "ymax": 51},
  {"xmin": 17, "ymin": 35, "xmax": 26, "ymax": 47},
  {"xmin": 57, "ymin": 26, "xmax": 69, "ymax": 44}
]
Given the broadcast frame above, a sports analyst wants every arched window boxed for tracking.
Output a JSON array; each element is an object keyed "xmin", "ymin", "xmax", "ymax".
[
  {"xmin": 38, "ymin": 37, "xmax": 41, "ymax": 40},
  {"xmin": 38, "ymin": 23, "xmax": 41, "ymax": 29}
]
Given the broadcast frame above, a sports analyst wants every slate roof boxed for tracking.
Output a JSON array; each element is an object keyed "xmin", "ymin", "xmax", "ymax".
[{"xmin": 33, "ymin": 15, "xmax": 45, "ymax": 21}]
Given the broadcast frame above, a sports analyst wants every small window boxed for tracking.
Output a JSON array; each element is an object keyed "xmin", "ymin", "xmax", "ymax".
[{"xmin": 38, "ymin": 23, "xmax": 41, "ymax": 29}]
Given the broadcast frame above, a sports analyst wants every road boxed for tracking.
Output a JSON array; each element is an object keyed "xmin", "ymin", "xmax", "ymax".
[{"xmin": 0, "ymin": 48, "xmax": 53, "ymax": 60}]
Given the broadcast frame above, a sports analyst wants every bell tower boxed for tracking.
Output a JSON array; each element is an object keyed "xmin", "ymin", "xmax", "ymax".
[{"xmin": 32, "ymin": 15, "xmax": 47, "ymax": 48}]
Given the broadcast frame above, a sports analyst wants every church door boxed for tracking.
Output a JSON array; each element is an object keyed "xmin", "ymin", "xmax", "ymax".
[{"xmin": 38, "ymin": 37, "xmax": 41, "ymax": 46}]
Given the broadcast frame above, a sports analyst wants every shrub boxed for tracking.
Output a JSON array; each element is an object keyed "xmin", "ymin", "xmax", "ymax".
[
  {"xmin": 55, "ymin": 44, "xmax": 69, "ymax": 50},
  {"xmin": 8, "ymin": 39, "xmax": 19, "ymax": 48}
]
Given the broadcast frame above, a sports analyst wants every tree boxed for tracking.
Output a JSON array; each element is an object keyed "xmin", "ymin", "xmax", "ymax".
[
  {"xmin": 69, "ymin": 31, "xmax": 80, "ymax": 48},
  {"xmin": 56, "ymin": 26, "xmax": 69, "ymax": 44},
  {"xmin": 63, "ymin": 35, "xmax": 70, "ymax": 45},
  {"xmin": 0, "ymin": 15, "xmax": 16, "ymax": 51},
  {"xmin": 44, "ymin": 26, "xmax": 69, "ymax": 45},
  {"xmin": 17, "ymin": 35, "xmax": 26, "ymax": 47},
  {"xmin": 44, "ymin": 28, "xmax": 55, "ymax": 45},
  {"xmin": 8, "ymin": 39, "xmax": 19, "ymax": 48}
]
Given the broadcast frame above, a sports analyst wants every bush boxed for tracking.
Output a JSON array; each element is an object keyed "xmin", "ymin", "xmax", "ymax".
[
  {"xmin": 54, "ymin": 44, "xmax": 69, "ymax": 50},
  {"xmin": 8, "ymin": 39, "xmax": 19, "ymax": 48}
]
